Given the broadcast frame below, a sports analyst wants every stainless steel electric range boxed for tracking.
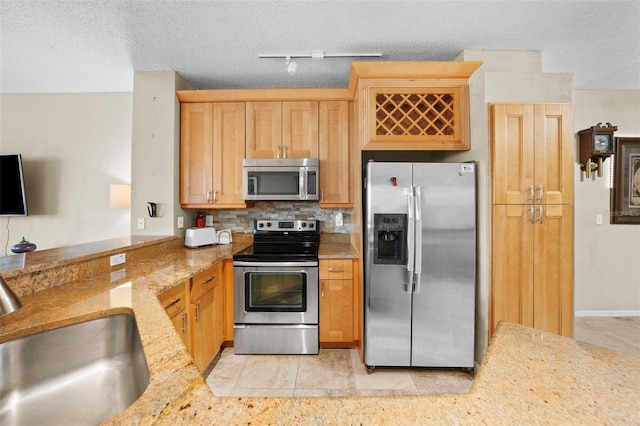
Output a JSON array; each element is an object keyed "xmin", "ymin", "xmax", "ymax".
[{"xmin": 233, "ymin": 219, "xmax": 320, "ymax": 355}]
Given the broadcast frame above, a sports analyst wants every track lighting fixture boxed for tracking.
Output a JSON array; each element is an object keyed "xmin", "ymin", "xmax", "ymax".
[{"xmin": 260, "ymin": 51, "xmax": 383, "ymax": 75}]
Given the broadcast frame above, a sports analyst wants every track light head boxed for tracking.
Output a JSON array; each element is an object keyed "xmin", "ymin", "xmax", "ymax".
[
  {"xmin": 285, "ymin": 56, "xmax": 297, "ymax": 75},
  {"xmin": 287, "ymin": 61, "xmax": 297, "ymax": 75}
]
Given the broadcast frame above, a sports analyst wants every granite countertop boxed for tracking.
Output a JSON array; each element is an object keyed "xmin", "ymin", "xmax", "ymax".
[
  {"xmin": 1, "ymin": 239, "xmax": 638, "ymax": 425},
  {"xmin": 318, "ymin": 242, "xmax": 359, "ymax": 259}
]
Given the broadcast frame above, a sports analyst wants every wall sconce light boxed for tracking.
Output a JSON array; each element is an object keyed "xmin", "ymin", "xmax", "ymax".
[
  {"xmin": 578, "ymin": 123, "xmax": 617, "ymax": 179},
  {"xmin": 109, "ymin": 184, "xmax": 131, "ymax": 208}
]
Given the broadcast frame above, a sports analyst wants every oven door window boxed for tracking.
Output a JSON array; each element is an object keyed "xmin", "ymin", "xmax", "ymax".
[{"xmin": 245, "ymin": 271, "xmax": 306, "ymax": 312}]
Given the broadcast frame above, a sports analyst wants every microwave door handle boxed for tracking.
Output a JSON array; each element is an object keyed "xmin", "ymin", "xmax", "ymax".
[
  {"xmin": 299, "ymin": 167, "xmax": 306, "ymax": 200},
  {"xmin": 406, "ymin": 186, "xmax": 415, "ymax": 293},
  {"xmin": 414, "ymin": 186, "xmax": 422, "ymax": 294}
]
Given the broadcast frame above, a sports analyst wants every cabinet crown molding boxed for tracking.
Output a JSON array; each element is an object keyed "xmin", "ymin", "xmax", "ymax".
[{"xmin": 176, "ymin": 61, "xmax": 483, "ymax": 103}]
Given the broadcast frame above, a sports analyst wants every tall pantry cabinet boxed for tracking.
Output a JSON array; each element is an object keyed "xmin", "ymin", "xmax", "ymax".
[{"xmin": 489, "ymin": 103, "xmax": 574, "ymax": 339}]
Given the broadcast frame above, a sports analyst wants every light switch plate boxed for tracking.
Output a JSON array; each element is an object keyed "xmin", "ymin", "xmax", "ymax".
[{"xmin": 137, "ymin": 217, "xmax": 145, "ymax": 229}]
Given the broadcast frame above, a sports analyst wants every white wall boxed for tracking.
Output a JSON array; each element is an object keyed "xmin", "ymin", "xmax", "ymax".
[
  {"xmin": 573, "ymin": 90, "xmax": 640, "ymax": 314},
  {"xmin": 0, "ymin": 93, "xmax": 132, "ymax": 252},
  {"xmin": 130, "ymin": 71, "xmax": 194, "ymax": 236}
]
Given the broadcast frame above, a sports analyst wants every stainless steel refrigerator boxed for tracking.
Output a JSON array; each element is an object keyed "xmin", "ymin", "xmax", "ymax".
[{"xmin": 363, "ymin": 161, "xmax": 476, "ymax": 369}]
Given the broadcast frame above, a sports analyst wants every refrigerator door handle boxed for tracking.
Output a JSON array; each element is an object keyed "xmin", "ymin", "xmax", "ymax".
[
  {"xmin": 406, "ymin": 186, "xmax": 416, "ymax": 293},
  {"xmin": 414, "ymin": 186, "xmax": 423, "ymax": 294}
]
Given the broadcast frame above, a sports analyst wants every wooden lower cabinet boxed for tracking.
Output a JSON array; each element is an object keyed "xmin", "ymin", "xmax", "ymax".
[
  {"xmin": 190, "ymin": 262, "xmax": 224, "ymax": 373},
  {"xmin": 490, "ymin": 204, "xmax": 573, "ymax": 338},
  {"xmin": 319, "ymin": 259, "xmax": 356, "ymax": 344},
  {"xmin": 191, "ymin": 287, "xmax": 223, "ymax": 372},
  {"xmin": 159, "ymin": 262, "xmax": 226, "ymax": 373},
  {"xmin": 158, "ymin": 280, "xmax": 190, "ymax": 353}
]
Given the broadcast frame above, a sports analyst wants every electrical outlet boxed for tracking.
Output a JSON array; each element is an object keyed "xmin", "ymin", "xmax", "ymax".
[
  {"xmin": 137, "ymin": 217, "xmax": 145, "ymax": 229},
  {"xmin": 110, "ymin": 253, "xmax": 126, "ymax": 267},
  {"xmin": 596, "ymin": 214, "xmax": 603, "ymax": 225},
  {"xmin": 177, "ymin": 216, "xmax": 184, "ymax": 229},
  {"xmin": 335, "ymin": 212, "xmax": 344, "ymax": 227}
]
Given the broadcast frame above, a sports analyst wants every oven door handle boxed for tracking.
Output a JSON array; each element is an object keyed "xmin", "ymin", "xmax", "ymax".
[{"xmin": 233, "ymin": 261, "xmax": 318, "ymax": 267}]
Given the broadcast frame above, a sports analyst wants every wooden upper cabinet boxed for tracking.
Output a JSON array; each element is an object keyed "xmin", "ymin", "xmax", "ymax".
[
  {"xmin": 180, "ymin": 102, "xmax": 247, "ymax": 209},
  {"xmin": 359, "ymin": 79, "xmax": 471, "ymax": 150},
  {"xmin": 246, "ymin": 101, "xmax": 318, "ymax": 158},
  {"xmin": 319, "ymin": 101, "xmax": 351, "ymax": 207},
  {"xmin": 490, "ymin": 103, "xmax": 573, "ymax": 205},
  {"xmin": 245, "ymin": 102, "xmax": 282, "ymax": 159},
  {"xmin": 282, "ymin": 101, "xmax": 319, "ymax": 158},
  {"xmin": 213, "ymin": 102, "xmax": 246, "ymax": 205},
  {"xmin": 181, "ymin": 103, "xmax": 213, "ymax": 205}
]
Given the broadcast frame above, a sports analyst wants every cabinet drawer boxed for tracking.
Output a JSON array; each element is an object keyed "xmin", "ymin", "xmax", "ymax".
[
  {"xmin": 191, "ymin": 262, "xmax": 222, "ymax": 301},
  {"xmin": 319, "ymin": 259, "xmax": 353, "ymax": 280},
  {"xmin": 158, "ymin": 281, "xmax": 187, "ymax": 319}
]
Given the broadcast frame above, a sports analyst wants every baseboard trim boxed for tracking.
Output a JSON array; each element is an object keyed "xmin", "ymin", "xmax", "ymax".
[{"xmin": 575, "ymin": 310, "xmax": 640, "ymax": 317}]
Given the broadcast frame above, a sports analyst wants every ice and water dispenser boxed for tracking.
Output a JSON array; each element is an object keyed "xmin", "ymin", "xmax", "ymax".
[{"xmin": 373, "ymin": 214, "xmax": 407, "ymax": 265}]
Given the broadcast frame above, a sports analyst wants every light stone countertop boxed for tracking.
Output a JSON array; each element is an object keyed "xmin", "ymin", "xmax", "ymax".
[
  {"xmin": 1, "ymin": 239, "xmax": 638, "ymax": 425},
  {"xmin": 318, "ymin": 242, "xmax": 359, "ymax": 259}
]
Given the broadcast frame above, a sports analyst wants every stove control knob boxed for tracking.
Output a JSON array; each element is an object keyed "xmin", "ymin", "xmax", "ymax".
[
  {"xmin": 258, "ymin": 222, "xmax": 264, "ymax": 228},
  {"xmin": 301, "ymin": 222, "xmax": 307, "ymax": 228},
  {"xmin": 308, "ymin": 222, "xmax": 314, "ymax": 228},
  {"xmin": 266, "ymin": 222, "xmax": 272, "ymax": 227}
]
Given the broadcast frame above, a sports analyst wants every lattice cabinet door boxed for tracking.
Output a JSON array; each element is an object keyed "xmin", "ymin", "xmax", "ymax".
[{"xmin": 360, "ymin": 79, "xmax": 471, "ymax": 150}]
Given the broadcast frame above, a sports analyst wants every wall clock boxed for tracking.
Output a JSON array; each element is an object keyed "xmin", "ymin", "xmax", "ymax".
[{"xmin": 578, "ymin": 122, "xmax": 617, "ymax": 178}]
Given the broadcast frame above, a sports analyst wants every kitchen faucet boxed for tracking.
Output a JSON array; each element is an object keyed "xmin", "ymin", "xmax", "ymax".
[{"xmin": 0, "ymin": 275, "xmax": 22, "ymax": 316}]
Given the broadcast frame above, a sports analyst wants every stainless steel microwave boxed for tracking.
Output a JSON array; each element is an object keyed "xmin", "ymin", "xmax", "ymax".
[{"xmin": 242, "ymin": 158, "xmax": 319, "ymax": 201}]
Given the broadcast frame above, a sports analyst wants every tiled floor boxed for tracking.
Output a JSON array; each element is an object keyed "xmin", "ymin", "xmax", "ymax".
[
  {"xmin": 205, "ymin": 348, "xmax": 473, "ymax": 397},
  {"xmin": 205, "ymin": 316, "xmax": 640, "ymax": 397},
  {"xmin": 574, "ymin": 316, "xmax": 640, "ymax": 358}
]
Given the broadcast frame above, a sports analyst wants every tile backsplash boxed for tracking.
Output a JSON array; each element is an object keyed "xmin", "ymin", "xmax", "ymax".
[{"xmin": 197, "ymin": 202, "xmax": 352, "ymax": 234}]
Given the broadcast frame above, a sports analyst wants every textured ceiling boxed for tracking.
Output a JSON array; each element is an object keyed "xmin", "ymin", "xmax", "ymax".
[{"xmin": 1, "ymin": 1, "xmax": 639, "ymax": 93}]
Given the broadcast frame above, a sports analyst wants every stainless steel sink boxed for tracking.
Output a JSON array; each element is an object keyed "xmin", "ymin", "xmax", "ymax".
[{"xmin": 0, "ymin": 314, "xmax": 150, "ymax": 425}]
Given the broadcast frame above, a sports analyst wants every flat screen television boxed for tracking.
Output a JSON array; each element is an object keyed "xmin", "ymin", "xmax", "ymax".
[{"xmin": 0, "ymin": 154, "xmax": 28, "ymax": 216}]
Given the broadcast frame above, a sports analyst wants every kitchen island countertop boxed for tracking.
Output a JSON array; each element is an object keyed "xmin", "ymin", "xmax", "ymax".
[{"xmin": 1, "ymin": 238, "xmax": 638, "ymax": 425}]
